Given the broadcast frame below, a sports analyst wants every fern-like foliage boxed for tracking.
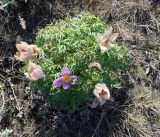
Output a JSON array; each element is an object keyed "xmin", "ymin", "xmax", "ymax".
[{"xmin": 30, "ymin": 13, "xmax": 131, "ymax": 111}]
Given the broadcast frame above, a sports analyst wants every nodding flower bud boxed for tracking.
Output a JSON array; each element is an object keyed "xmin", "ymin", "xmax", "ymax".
[
  {"xmin": 88, "ymin": 62, "xmax": 102, "ymax": 70},
  {"xmin": 15, "ymin": 41, "xmax": 40, "ymax": 61},
  {"xmin": 93, "ymin": 83, "xmax": 110, "ymax": 106},
  {"xmin": 25, "ymin": 62, "xmax": 44, "ymax": 81}
]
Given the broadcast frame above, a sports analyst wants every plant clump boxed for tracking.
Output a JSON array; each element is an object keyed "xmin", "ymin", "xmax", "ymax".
[{"xmin": 27, "ymin": 13, "xmax": 131, "ymax": 111}]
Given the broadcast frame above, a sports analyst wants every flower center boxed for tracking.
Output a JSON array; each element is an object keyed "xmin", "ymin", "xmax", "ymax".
[
  {"xmin": 33, "ymin": 47, "xmax": 39, "ymax": 55},
  {"xmin": 98, "ymin": 89, "xmax": 107, "ymax": 97},
  {"xmin": 101, "ymin": 37, "xmax": 108, "ymax": 46},
  {"xmin": 62, "ymin": 75, "xmax": 71, "ymax": 83}
]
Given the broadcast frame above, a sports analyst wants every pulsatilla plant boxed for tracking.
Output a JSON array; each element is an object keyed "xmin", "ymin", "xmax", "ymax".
[{"xmin": 31, "ymin": 13, "xmax": 131, "ymax": 111}]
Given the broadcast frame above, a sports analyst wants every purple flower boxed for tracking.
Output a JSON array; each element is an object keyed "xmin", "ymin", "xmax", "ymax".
[{"xmin": 52, "ymin": 67, "xmax": 77, "ymax": 89}]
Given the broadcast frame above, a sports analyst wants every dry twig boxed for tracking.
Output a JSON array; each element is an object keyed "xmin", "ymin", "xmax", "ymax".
[
  {"xmin": 0, "ymin": 74, "xmax": 21, "ymax": 111},
  {"xmin": 92, "ymin": 108, "xmax": 105, "ymax": 137}
]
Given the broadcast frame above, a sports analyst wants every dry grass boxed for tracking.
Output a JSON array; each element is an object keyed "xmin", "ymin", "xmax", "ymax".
[
  {"xmin": 91, "ymin": 0, "xmax": 160, "ymax": 45},
  {"xmin": 123, "ymin": 85, "xmax": 160, "ymax": 137}
]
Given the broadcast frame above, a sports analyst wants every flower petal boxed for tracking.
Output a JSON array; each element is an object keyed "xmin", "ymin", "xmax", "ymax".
[
  {"xmin": 27, "ymin": 47, "xmax": 34, "ymax": 57},
  {"xmin": 28, "ymin": 62, "xmax": 42, "ymax": 73},
  {"xmin": 110, "ymin": 33, "xmax": 118, "ymax": 42},
  {"xmin": 106, "ymin": 43, "xmax": 113, "ymax": 50},
  {"xmin": 15, "ymin": 47, "xmax": 34, "ymax": 61},
  {"xmin": 103, "ymin": 27, "xmax": 113, "ymax": 39},
  {"xmin": 61, "ymin": 67, "xmax": 71, "ymax": 76},
  {"xmin": 53, "ymin": 77, "xmax": 62, "ymax": 87},
  {"xmin": 99, "ymin": 44, "xmax": 108, "ymax": 53},
  {"xmin": 71, "ymin": 76, "xmax": 78, "ymax": 84},
  {"xmin": 96, "ymin": 35, "xmax": 102, "ymax": 44},
  {"xmin": 16, "ymin": 41, "xmax": 29, "ymax": 52},
  {"xmin": 93, "ymin": 83, "xmax": 110, "ymax": 100},
  {"xmin": 14, "ymin": 52, "xmax": 28, "ymax": 61},
  {"xmin": 93, "ymin": 88, "xmax": 101, "ymax": 98},
  {"xmin": 62, "ymin": 83, "xmax": 70, "ymax": 89},
  {"xmin": 30, "ymin": 69, "xmax": 44, "ymax": 80}
]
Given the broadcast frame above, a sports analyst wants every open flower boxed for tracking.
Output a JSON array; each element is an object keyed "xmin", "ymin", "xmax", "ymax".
[
  {"xmin": 93, "ymin": 83, "xmax": 110, "ymax": 106},
  {"xmin": 52, "ymin": 67, "xmax": 77, "ymax": 89},
  {"xmin": 96, "ymin": 27, "xmax": 118, "ymax": 52},
  {"xmin": 15, "ymin": 41, "xmax": 40, "ymax": 61},
  {"xmin": 25, "ymin": 62, "xmax": 44, "ymax": 81}
]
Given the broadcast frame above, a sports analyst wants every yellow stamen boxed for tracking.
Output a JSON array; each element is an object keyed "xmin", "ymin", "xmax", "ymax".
[
  {"xmin": 33, "ymin": 47, "xmax": 39, "ymax": 56},
  {"xmin": 62, "ymin": 75, "xmax": 71, "ymax": 83},
  {"xmin": 101, "ymin": 37, "xmax": 108, "ymax": 46}
]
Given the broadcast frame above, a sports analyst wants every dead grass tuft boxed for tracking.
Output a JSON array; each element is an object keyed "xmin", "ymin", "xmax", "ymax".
[{"xmin": 124, "ymin": 85, "xmax": 160, "ymax": 137}]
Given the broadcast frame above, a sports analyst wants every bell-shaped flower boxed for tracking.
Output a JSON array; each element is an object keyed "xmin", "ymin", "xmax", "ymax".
[
  {"xmin": 52, "ymin": 67, "xmax": 77, "ymax": 90},
  {"xmin": 15, "ymin": 41, "xmax": 40, "ymax": 61},
  {"xmin": 88, "ymin": 62, "xmax": 102, "ymax": 70},
  {"xmin": 26, "ymin": 62, "xmax": 44, "ymax": 81},
  {"xmin": 96, "ymin": 27, "xmax": 118, "ymax": 52},
  {"xmin": 91, "ymin": 83, "xmax": 110, "ymax": 108}
]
